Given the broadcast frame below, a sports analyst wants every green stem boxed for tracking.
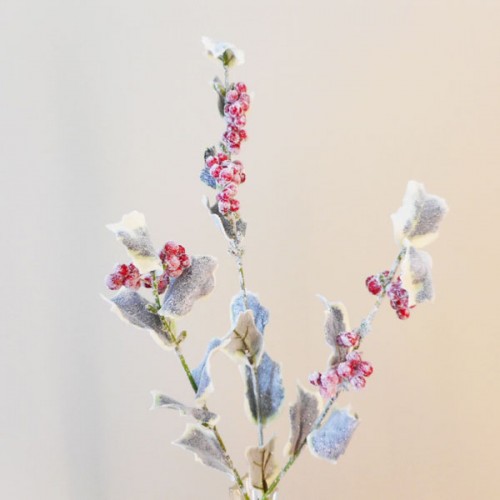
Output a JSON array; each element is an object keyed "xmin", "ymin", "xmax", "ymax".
[
  {"xmin": 263, "ymin": 248, "xmax": 407, "ymax": 498},
  {"xmin": 152, "ymin": 274, "xmax": 250, "ymax": 500}
]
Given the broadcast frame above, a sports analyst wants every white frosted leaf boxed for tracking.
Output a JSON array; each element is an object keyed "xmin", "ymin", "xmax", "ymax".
[
  {"xmin": 307, "ymin": 408, "xmax": 358, "ymax": 463},
  {"xmin": 106, "ymin": 211, "xmax": 162, "ymax": 274},
  {"xmin": 246, "ymin": 438, "xmax": 278, "ymax": 491},
  {"xmin": 203, "ymin": 196, "xmax": 247, "ymax": 243},
  {"xmin": 231, "ymin": 292, "xmax": 269, "ymax": 334},
  {"xmin": 160, "ymin": 256, "xmax": 217, "ymax": 317},
  {"xmin": 174, "ymin": 424, "xmax": 233, "ymax": 477},
  {"xmin": 244, "ymin": 353, "xmax": 285, "ymax": 425},
  {"xmin": 150, "ymin": 391, "xmax": 218, "ymax": 424},
  {"xmin": 106, "ymin": 289, "xmax": 164, "ymax": 335},
  {"xmin": 401, "ymin": 244, "xmax": 434, "ymax": 307},
  {"xmin": 223, "ymin": 310, "xmax": 263, "ymax": 365},
  {"xmin": 192, "ymin": 338, "xmax": 223, "ymax": 400},
  {"xmin": 201, "ymin": 36, "xmax": 245, "ymax": 67},
  {"xmin": 391, "ymin": 181, "xmax": 449, "ymax": 248},
  {"xmin": 285, "ymin": 385, "xmax": 321, "ymax": 456}
]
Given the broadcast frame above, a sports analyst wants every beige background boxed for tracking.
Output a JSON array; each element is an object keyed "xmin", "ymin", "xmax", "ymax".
[{"xmin": 2, "ymin": 1, "xmax": 500, "ymax": 499}]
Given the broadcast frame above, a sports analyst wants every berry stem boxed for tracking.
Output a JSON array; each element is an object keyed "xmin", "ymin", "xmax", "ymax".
[{"xmin": 263, "ymin": 248, "xmax": 407, "ymax": 498}]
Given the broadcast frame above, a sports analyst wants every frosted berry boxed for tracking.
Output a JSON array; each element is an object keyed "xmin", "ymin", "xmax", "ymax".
[
  {"xmin": 235, "ymin": 82, "xmax": 247, "ymax": 93},
  {"xmin": 365, "ymin": 275, "xmax": 382, "ymax": 295},
  {"xmin": 337, "ymin": 331, "xmax": 360, "ymax": 348}
]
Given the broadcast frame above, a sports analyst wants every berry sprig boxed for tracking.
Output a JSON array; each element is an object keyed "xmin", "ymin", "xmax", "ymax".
[
  {"xmin": 222, "ymin": 82, "xmax": 250, "ymax": 154},
  {"xmin": 365, "ymin": 270, "xmax": 412, "ymax": 320},
  {"xmin": 105, "ymin": 241, "xmax": 191, "ymax": 294}
]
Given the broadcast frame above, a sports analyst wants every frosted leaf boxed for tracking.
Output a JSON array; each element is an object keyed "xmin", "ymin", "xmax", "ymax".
[
  {"xmin": 307, "ymin": 408, "xmax": 359, "ymax": 463},
  {"xmin": 246, "ymin": 438, "xmax": 278, "ymax": 491},
  {"xmin": 174, "ymin": 423, "xmax": 233, "ymax": 478},
  {"xmin": 223, "ymin": 310, "xmax": 263, "ymax": 365},
  {"xmin": 160, "ymin": 256, "xmax": 217, "ymax": 317},
  {"xmin": 285, "ymin": 385, "xmax": 321, "ymax": 456},
  {"xmin": 192, "ymin": 338, "xmax": 223, "ymax": 400},
  {"xmin": 244, "ymin": 353, "xmax": 285, "ymax": 425},
  {"xmin": 150, "ymin": 391, "xmax": 218, "ymax": 424},
  {"xmin": 106, "ymin": 289, "xmax": 163, "ymax": 334},
  {"xmin": 203, "ymin": 196, "xmax": 247, "ymax": 243},
  {"xmin": 318, "ymin": 296, "xmax": 350, "ymax": 365},
  {"xmin": 106, "ymin": 211, "xmax": 162, "ymax": 274},
  {"xmin": 391, "ymin": 181, "xmax": 449, "ymax": 248},
  {"xmin": 201, "ymin": 36, "xmax": 245, "ymax": 67},
  {"xmin": 200, "ymin": 167, "xmax": 216, "ymax": 189},
  {"xmin": 400, "ymin": 244, "xmax": 434, "ymax": 307},
  {"xmin": 231, "ymin": 292, "xmax": 269, "ymax": 334}
]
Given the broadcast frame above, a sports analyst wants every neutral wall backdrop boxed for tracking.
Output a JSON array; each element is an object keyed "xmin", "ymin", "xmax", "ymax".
[{"xmin": 2, "ymin": 1, "xmax": 500, "ymax": 499}]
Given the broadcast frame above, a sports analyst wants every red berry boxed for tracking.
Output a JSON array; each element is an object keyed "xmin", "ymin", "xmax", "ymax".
[
  {"xmin": 105, "ymin": 273, "xmax": 123, "ymax": 290},
  {"xmin": 218, "ymin": 200, "xmax": 231, "ymax": 215},
  {"xmin": 157, "ymin": 273, "xmax": 170, "ymax": 294},
  {"xmin": 336, "ymin": 362, "xmax": 353, "ymax": 379},
  {"xmin": 365, "ymin": 275, "xmax": 382, "ymax": 295},
  {"xmin": 205, "ymin": 155, "xmax": 218, "ymax": 168},
  {"xmin": 180, "ymin": 254, "xmax": 191, "ymax": 268},
  {"xmin": 229, "ymin": 198, "xmax": 240, "ymax": 212},
  {"xmin": 142, "ymin": 274, "xmax": 153, "ymax": 288},
  {"xmin": 235, "ymin": 82, "xmax": 247, "ymax": 93},
  {"xmin": 359, "ymin": 361, "xmax": 374, "ymax": 377},
  {"xmin": 167, "ymin": 255, "xmax": 180, "ymax": 270},
  {"xmin": 226, "ymin": 89, "xmax": 239, "ymax": 103},
  {"xmin": 397, "ymin": 308, "xmax": 411, "ymax": 320},
  {"xmin": 218, "ymin": 153, "xmax": 228, "ymax": 162},
  {"xmin": 238, "ymin": 129, "xmax": 247, "ymax": 140},
  {"xmin": 337, "ymin": 331, "xmax": 360, "ymax": 348}
]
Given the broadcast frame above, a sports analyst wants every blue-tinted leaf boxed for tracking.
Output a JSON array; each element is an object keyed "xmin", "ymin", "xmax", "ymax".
[
  {"xmin": 192, "ymin": 338, "xmax": 223, "ymax": 400},
  {"xmin": 231, "ymin": 292, "xmax": 269, "ymax": 334},
  {"xmin": 203, "ymin": 196, "xmax": 247, "ymax": 243},
  {"xmin": 244, "ymin": 352, "xmax": 284, "ymax": 425},
  {"xmin": 200, "ymin": 167, "xmax": 216, "ymax": 189},
  {"xmin": 307, "ymin": 408, "xmax": 358, "ymax": 462},
  {"xmin": 160, "ymin": 256, "xmax": 217, "ymax": 317}
]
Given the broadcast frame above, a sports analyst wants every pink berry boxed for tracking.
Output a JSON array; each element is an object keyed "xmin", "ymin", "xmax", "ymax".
[
  {"xmin": 123, "ymin": 263, "xmax": 141, "ymax": 290},
  {"xmin": 359, "ymin": 361, "xmax": 374, "ymax": 377},
  {"xmin": 220, "ymin": 167, "xmax": 235, "ymax": 183},
  {"xmin": 180, "ymin": 254, "xmax": 191, "ymax": 268},
  {"xmin": 205, "ymin": 155, "xmax": 218, "ymax": 168},
  {"xmin": 235, "ymin": 82, "xmax": 247, "ymax": 93},
  {"xmin": 235, "ymin": 114, "xmax": 247, "ymax": 127},
  {"xmin": 229, "ymin": 198, "xmax": 240, "ymax": 212},
  {"xmin": 218, "ymin": 200, "xmax": 231, "ymax": 214},
  {"xmin": 167, "ymin": 255, "xmax": 180, "ymax": 270},
  {"xmin": 227, "ymin": 103, "xmax": 242, "ymax": 117},
  {"xmin": 142, "ymin": 274, "xmax": 153, "ymax": 288},
  {"xmin": 350, "ymin": 375, "xmax": 366, "ymax": 390},
  {"xmin": 157, "ymin": 273, "xmax": 170, "ymax": 294},
  {"xmin": 218, "ymin": 153, "xmax": 228, "ymax": 162},
  {"xmin": 238, "ymin": 129, "xmax": 247, "ymax": 140},
  {"xmin": 226, "ymin": 89, "xmax": 239, "ymax": 103},
  {"xmin": 165, "ymin": 241, "xmax": 179, "ymax": 254},
  {"xmin": 365, "ymin": 275, "xmax": 382, "ymax": 295},
  {"xmin": 168, "ymin": 269, "xmax": 183, "ymax": 279},
  {"xmin": 210, "ymin": 165, "xmax": 222, "ymax": 179},
  {"xmin": 105, "ymin": 272, "xmax": 123, "ymax": 290},
  {"xmin": 336, "ymin": 362, "xmax": 353, "ymax": 379}
]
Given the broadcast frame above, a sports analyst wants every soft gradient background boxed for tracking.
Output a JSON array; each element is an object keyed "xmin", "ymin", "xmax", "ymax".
[{"xmin": 2, "ymin": 1, "xmax": 500, "ymax": 499}]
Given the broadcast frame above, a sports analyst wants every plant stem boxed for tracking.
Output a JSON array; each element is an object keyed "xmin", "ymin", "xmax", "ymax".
[
  {"xmin": 262, "ymin": 248, "xmax": 407, "ymax": 499},
  {"xmin": 236, "ymin": 251, "xmax": 249, "ymax": 310},
  {"xmin": 152, "ymin": 275, "xmax": 250, "ymax": 500}
]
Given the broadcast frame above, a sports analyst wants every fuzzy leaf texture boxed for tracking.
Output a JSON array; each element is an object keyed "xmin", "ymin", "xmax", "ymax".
[
  {"xmin": 244, "ymin": 352, "xmax": 285, "ymax": 425},
  {"xmin": 400, "ymin": 244, "xmax": 434, "ymax": 307},
  {"xmin": 391, "ymin": 181, "xmax": 449, "ymax": 248},
  {"xmin": 203, "ymin": 196, "xmax": 247, "ymax": 243},
  {"xmin": 246, "ymin": 438, "xmax": 279, "ymax": 491},
  {"xmin": 174, "ymin": 424, "xmax": 233, "ymax": 478},
  {"xmin": 192, "ymin": 338, "xmax": 223, "ymax": 400},
  {"xmin": 231, "ymin": 292, "xmax": 270, "ymax": 334},
  {"xmin": 223, "ymin": 310, "xmax": 263, "ymax": 364},
  {"xmin": 150, "ymin": 392, "xmax": 218, "ymax": 424},
  {"xmin": 160, "ymin": 256, "xmax": 217, "ymax": 317},
  {"xmin": 318, "ymin": 296, "xmax": 351, "ymax": 364},
  {"xmin": 106, "ymin": 211, "xmax": 162, "ymax": 274},
  {"xmin": 285, "ymin": 385, "xmax": 321, "ymax": 456},
  {"xmin": 307, "ymin": 408, "xmax": 359, "ymax": 463}
]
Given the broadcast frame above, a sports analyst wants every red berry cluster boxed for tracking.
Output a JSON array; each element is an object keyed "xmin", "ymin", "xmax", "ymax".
[
  {"xmin": 159, "ymin": 241, "xmax": 191, "ymax": 279},
  {"xmin": 366, "ymin": 271, "xmax": 412, "ymax": 320},
  {"xmin": 106, "ymin": 241, "xmax": 191, "ymax": 295},
  {"xmin": 106, "ymin": 263, "xmax": 141, "ymax": 291},
  {"xmin": 387, "ymin": 278, "xmax": 411, "ymax": 320},
  {"xmin": 222, "ymin": 82, "xmax": 250, "ymax": 154},
  {"xmin": 335, "ymin": 352, "xmax": 374, "ymax": 389},
  {"xmin": 204, "ymin": 152, "xmax": 247, "ymax": 215}
]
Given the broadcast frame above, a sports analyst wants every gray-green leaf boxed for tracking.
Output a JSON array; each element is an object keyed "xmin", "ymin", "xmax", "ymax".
[
  {"xmin": 150, "ymin": 392, "xmax": 218, "ymax": 424},
  {"xmin": 203, "ymin": 196, "xmax": 247, "ymax": 243},
  {"xmin": 246, "ymin": 437, "xmax": 278, "ymax": 491},
  {"xmin": 223, "ymin": 310, "xmax": 263, "ymax": 365},
  {"xmin": 391, "ymin": 180, "xmax": 449, "ymax": 248},
  {"xmin": 318, "ymin": 296, "xmax": 351, "ymax": 364},
  {"xmin": 244, "ymin": 352, "xmax": 284, "ymax": 425},
  {"xmin": 106, "ymin": 211, "xmax": 162, "ymax": 274},
  {"xmin": 285, "ymin": 385, "xmax": 321, "ymax": 456},
  {"xmin": 307, "ymin": 408, "xmax": 358, "ymax": 463},
  {"xmin": 160, "ymin": 256, "xmax": 217, "ymax": 317},
  {"xmin": 400, "ymin": 245, "xmax": 434, "ymax": 307},
  {"xmin": 106, "ymin": 289, "xmax": 164, "ymax": 336},
  {"xmin": 174, "ymin": 423, "xmax": 233, "ymax": 477}
]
